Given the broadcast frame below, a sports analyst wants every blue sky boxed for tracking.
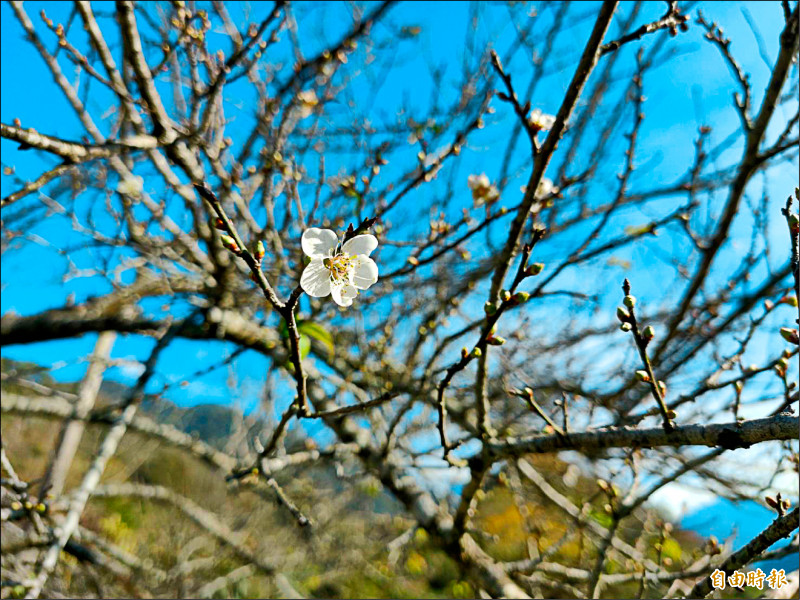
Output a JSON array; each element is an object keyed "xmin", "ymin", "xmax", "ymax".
[{"xmin": 1, "ymin": 0, "xmax": 796, "ymax": 446}]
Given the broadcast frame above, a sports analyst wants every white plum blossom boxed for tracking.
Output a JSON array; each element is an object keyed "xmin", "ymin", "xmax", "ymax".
[
  {"xmin": 468, "ymin": 173, "xmax": 500, "ymax": 207},
  {"xmin": 528, "ymin": 108, "xmax": 556, "ymax": 132},
  {"xmin": 117, "ymin": 174, "xmax": 144, "ymax": 198},
  {"xmin": 300, "ymin": 228, "xmax": 379, "ymax": 307},
  {"xmin": 535, "ymin": 177, "xmax": 558, "ymax": 200},
  {"xmin": 520, "ymin": 177, "xmax": 559, "ymax": 202}
]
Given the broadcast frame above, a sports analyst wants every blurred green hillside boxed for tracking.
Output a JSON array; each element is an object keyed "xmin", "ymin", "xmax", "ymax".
[{"xmin": 1, "ymin": 359, "xmax": 711, "ymax": 599}]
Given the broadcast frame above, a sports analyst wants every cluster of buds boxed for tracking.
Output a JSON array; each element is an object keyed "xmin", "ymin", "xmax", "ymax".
[
  {"xmin": 775, "ymin": 355, "xmax": 790, "ymax": 378},
  {"xmin": 765, "ymin": 493, "xmax": 792, "ymax": 517},
  {"xmin": 213, "ymin": 218, "xmax": 240, "ymax": 254},
  {"xmin": 635, "ymin": 371, "xmax": 671, "ymax": 400},
  {"xmin": 9, "ymin": 498, "xmax": 47, "ymax": 515},
  {"xmin": 297, "ymin": 89, "xmax": 319, "ymax": 119},
  {"xmin": 468, "ymin": 173, "xmax": 500, "ymax": 207},
  {"xmin": 597, "ymin": 478, "xmax": 617, "ymax": 498}
]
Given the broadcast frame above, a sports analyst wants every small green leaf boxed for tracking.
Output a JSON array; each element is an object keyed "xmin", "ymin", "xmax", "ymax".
[
  {"xmin": 588, "ymin": 508, "xmax": 613, "ymax": 529},
  {"xmin": 299, "ymin": 334, "xmax": 311, "ymax": 360},
  {"xmin": 298, "ymin": 321, "xmax": 334, "ymax": 358}
]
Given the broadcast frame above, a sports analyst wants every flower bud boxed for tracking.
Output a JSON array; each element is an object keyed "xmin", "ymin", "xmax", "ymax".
[
  {"xmin": 487, "ymin": 336, "xmax": 506, "ymax": 346},
  {"xmin": 623, "ymin": 295, "xmax": 636, "ymax": 308},
  {"xmin": 620, "ymin": 323, "xmax": 632, "ymax": 332},
  {"xmin": 734, "ymin": 380, "xmax": 743, "ymax": 393},
  {"xmin": 635, "ymin": 370, "xmax": 650, "ymax": 382},
  {"xmin": 220, "ymin": 234, "xmax": 240, "ymax": 253},
  {"xmin": 512, "ymin": 291, "xmax": 530, "ymax": 304},
  {"xmin": 780, "ymin": 327, "xmax": 799, "ymax": 345},
  {"xmin": 782, "ymin": 295, "xmax": 798, "ymax": 307},
  {"xmin": 255, "ymin": 240, "xmax": 266, "ymax": 261},
  {"xmin": 616, "ymin": 307, "xmax": 631, "ymax": 323},
  {"xmin": 642, "ymin": 326, "xmax": 655, "ymax": 341},
  {"xmin": 658, "ymin": 381, "xmax": 667, "ymax": 397},
  {"xmin": 484, "ymin": 301, "xmax": 497, "ymax": 316},
  {"xmin": 526, "ymin": 262, "xmax": 544, "ymax": 276},
  {"xmin": 10, "ymin": 501, "xmax": 21, "ymax": 511},
  {"xmin": 789, "ymin": 213, "xmax": 799, "ymax": 230},
  {"xmin": 35, "ymin": 503, "xmax": 46, "ymax": 513},
  {"xmin": 214, "ymin": 217, "xmax": 226, "ymax": 230},
  {"xmin": 471, "ymin": 347, "xmax": 482, "ymax": 358},
  {"xmin": 461, "ymin": 347, "xmax": 469, "ymax": 359},
  {"xmin": 666, "ymin": 409, "xmax": 678, "ymax": 420},
  {"xmin": 501, "ymin": 289, "xmax": 511, "ymax": 302}
]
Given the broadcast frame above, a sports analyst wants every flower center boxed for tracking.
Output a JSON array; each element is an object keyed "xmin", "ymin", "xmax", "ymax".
[{"xmin": 323, "ymin": 253, "xmax": 353, "ymax": 283}]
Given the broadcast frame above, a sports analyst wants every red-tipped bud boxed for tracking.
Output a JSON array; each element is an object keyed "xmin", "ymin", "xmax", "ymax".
[
  {"xmin": 780, "ymin": 327, "xmax": 799, "ymax": 345},
  {"xmin": 617, "ymin": 307, "xmax": 632, "ymax": 323},
  {"xmin": 501, "ymin": 289, "xmax": 511, "ymax": 302},
  {"xmin": 214, "ymin": 217, "xmax": 226, "ymax": 230},
  {"xmin": 461, "ymin": 347, "xmax": 469, "ymax": 359},
  {"xmin": 220, "ymin": 235, "xmax": 240, "ymax": 253},
  {"xmin": 255, "ymin": 240, "xmax": 266, "ymax": 261},
  {"xmin": 642, "ymin": 326, "xmax": 655, "ymax": 341},
  {"xmin": 781, "ymin": 295, "xmax": 798, "ymax": 307},
  {"xmin": 635, "ymin": 370, "xmax": 650, "ymax": 383}
]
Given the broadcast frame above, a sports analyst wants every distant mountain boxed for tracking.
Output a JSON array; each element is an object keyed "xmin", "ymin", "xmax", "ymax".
[{"xmin": 682, "ymin": 497, "xmax": 799, "ymax": 573}]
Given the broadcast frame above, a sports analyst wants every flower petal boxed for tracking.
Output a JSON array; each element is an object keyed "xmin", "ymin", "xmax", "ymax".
[
  {"xmin": 301, "ymin": 228, "xmax": 338, "ymax": 258},
  {"xmin": 351, "ymin": 255, "xmax": 378, "ymax": 290},
  {"xmin": 331, "ymin": 282, "xmax": 357, "ymax": 307},
  {"xmin": 342, "ymin": 234, "xmax": 378, "ymax": 257},
  {"xmin": 300, "ymin": 259, "xmax": 332, "ymax": 297}
]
